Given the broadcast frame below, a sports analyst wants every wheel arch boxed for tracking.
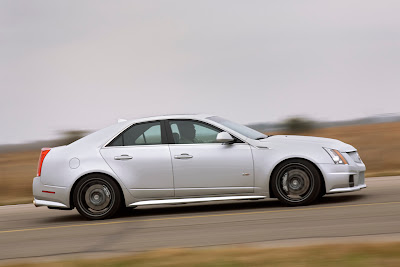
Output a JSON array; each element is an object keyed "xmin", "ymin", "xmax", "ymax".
[
  {"xmin": 69, "ymin": 172, "xmax": 126, "ymax": 209},
  {"xmin": 268, "ymin": 157, "xmax": 326, "ymax": 198}
]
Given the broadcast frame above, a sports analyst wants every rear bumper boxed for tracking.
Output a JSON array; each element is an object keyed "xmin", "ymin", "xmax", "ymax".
[
  {"xmin": 318, "ymin": 162, "xmax": 367, "ymax": 194},
  {"xmin": 33, "ymin": 199, "xmax": 69, "ymax": 208},
  {"xmin": 32, "ymin": 177, "xmax": 71, "ymax": 208}
]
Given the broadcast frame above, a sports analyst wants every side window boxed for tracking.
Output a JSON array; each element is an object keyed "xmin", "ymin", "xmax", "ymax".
[
  {"xmin": 108, "ymin": 121, "xmax": 162, "ymax": 146},
  {"xmin": 169, "ymin": 120, "xmax": 222, "ymax": 144}
]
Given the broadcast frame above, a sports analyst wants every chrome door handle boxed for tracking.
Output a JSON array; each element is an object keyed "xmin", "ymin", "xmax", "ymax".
[
  {"xmin": 174, "ymin": 153, "xmax": 193, "ymax": 159},
  {"xmin": 114, "ymin": 155, "xmax": 133, "ymax": 160}
]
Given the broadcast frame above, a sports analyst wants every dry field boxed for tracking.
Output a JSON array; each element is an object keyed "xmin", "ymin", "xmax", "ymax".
[
  {"xmin": 0, "ymin": 122, "xmax": 399, "ymax": 205},
  {"xmin": 5, "ymin": 242, "xmax": 400, "ymax": 267},
  {"xmin": 0, "ymin": 150, "xmax": 37, "ymax": 205}
]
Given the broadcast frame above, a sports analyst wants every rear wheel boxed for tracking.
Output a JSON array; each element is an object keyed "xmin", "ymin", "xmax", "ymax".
[
  {"xmin": 73, "ymin": 174, "xmax": 121, "ymax": 220},
  {"xmin": 271, "ymin": 159, "xmax": 321, "ymax": 206}
]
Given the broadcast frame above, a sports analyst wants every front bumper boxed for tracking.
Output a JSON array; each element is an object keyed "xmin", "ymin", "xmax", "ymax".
[
  {"xmin": 32, "ymin": 177, "xmax": 71, "ymax": 208},
  {"xmin": 328, "ymin": 183, "xmax": 367, "ymax": 193},
  {"xmin": 318, "ymin": 161, "xmax": 367, "ymax": 194}
]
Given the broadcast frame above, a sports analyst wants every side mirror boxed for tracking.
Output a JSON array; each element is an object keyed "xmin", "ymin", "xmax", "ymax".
[{"xmin": 216, "ymin": 132, "xmax": 234, "ymax": 143}]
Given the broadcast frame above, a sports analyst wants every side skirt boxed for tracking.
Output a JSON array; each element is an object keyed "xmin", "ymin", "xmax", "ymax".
[{"xmin": 129, "ymin": 195, "xmax": 267, "ymax": 207}]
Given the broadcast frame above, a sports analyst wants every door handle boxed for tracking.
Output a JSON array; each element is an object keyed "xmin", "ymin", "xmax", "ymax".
[
  {"xmin": 174, "ymin": 153, "xmax": 193, "ymax": 159},
  {"xmin": 114, "ymin": 155, "xmax": 133, "ymax": 160}
]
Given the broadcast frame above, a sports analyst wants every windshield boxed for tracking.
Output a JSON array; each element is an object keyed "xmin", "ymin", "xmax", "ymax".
[{"xmin": 207, "ymin": 116, "xmax": 268, "ymax": 140}]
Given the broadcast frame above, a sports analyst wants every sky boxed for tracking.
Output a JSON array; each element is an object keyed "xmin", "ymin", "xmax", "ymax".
[{"xmin": 1, "ymin": 1, "xmax": 400, "ymax": 144}]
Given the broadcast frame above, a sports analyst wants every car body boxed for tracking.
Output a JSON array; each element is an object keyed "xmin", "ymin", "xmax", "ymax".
[{"xmin": 33, "ymin": 114, "xmax": 366, "ymax": 219}]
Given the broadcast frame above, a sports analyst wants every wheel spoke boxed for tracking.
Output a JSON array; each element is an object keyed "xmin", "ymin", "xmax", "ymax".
[{"xmin": 282, "ymin": 172, "xmax": 288, "ymax": 192}]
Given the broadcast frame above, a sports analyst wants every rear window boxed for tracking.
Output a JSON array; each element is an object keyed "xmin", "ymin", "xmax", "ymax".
[{"xmin": 107, "ymin": 121, "xmax": 162, "ymax": 146}]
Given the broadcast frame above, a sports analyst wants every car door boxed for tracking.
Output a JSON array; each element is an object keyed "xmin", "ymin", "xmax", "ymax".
[
  {"xmin": 167, "ymin": 119, "xmax": 254, "ymax": 197},
  {"xmin": 100, "ymin": 121, "xmax": 174, "ymax": 199}
]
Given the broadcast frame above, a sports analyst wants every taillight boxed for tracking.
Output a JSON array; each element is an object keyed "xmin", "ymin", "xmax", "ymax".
[{"xmin": 37, "ymin": 148, "xmax": 51, "ymax": 176}]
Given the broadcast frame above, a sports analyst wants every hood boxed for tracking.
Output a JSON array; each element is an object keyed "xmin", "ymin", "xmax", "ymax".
[{"xmin": 257, "ymin": 135, "xmax": 356, "ymax": 152}]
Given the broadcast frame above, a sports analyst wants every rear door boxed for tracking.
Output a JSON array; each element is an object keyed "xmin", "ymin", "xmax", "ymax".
[{"xmin": 100, "ymin": 121, "xmax": 174, "ymax": 199}]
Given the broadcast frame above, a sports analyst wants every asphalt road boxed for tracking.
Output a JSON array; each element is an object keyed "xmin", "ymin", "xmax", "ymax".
[{"xmin": 0, "ymin": 176, "xmax": 399, "ymax": 264}]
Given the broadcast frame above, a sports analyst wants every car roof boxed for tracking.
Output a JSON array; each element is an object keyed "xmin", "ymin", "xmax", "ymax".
[{"xmin": 124, "ymin": 114, "xmax": 215, "ymax": 124}]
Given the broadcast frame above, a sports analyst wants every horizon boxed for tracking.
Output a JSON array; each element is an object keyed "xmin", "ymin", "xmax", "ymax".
[{"xmin": 1, "ymin": 112, "xmax": 399, "ymax": 146}]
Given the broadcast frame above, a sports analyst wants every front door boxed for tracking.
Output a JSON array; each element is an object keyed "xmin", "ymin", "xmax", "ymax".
[{"xmin": 167, "ymin": 120, "xmax": 254, "ymax": 197}]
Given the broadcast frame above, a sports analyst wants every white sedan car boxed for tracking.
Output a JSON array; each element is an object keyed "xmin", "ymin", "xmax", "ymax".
[{"xmin": 33, "ymin": 114, "xmax": 366, "ymax": 220}]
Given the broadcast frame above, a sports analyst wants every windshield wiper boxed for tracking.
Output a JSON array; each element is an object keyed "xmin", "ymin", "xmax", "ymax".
[{"xmin": 255, "ymin": 135, "xmax": 273, "ymax": 140}]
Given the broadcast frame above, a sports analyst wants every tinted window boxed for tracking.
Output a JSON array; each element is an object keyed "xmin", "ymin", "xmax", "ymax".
[
  {"xmin": 169, "ymin": 120, "xmax": 222, "ymax": 144},
  {"xmin": 108, "ymin": 134, "xmax": 123, "ymax": 146},
  {"xmin": 108, "ymin": 121, "xmax": 162, "ymax": 146}
]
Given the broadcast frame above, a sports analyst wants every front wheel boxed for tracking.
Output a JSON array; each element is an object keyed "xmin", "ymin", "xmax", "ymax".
[
  {"xmin": 73, "ymin": 174, "xmax": 122, "ymax": 220},
  {"xmin": 271, "ymin": 159, "xmax": 321, "ymax": 206}
]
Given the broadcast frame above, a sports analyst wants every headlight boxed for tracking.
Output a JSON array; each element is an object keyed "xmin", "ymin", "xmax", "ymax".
[{"xmin": 323, "ymin": 148, "xmax": 348, "ymax": 165}]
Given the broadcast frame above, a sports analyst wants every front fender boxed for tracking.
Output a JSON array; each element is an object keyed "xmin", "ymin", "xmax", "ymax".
[{"xmin": 251, "ymin": 144, "xmax": 329, "ymax": 195}]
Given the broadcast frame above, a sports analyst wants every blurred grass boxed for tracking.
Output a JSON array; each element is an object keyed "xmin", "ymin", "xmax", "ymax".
[
  {"xmin": 0, "ymin": 150, "xmax": 37, "ymax": 205},
  {"xmin": 5, "ymin": 242, "xmax": 400, "ymax": 266},
  {"xmin": 1, "ymin": 122, "xmax": 400, "ymax": 205}
]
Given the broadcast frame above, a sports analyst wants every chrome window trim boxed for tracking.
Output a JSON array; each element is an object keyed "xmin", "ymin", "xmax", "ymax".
[
  {"xmin": 167, "ymin": 142, "xmax": 250, "ymax": 147},
  {"xmin": 101, "ymin": 144, "xmax": 169, "ymax": 149}
]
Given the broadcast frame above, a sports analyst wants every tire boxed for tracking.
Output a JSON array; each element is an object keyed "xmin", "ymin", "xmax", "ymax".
[
  {"xmin": 73, "ymin": 174, "xmax": 122, "ymax": 220},
  {"xmin": 271, "ymin": 159, "xmax": 321, "ymax": 206}
]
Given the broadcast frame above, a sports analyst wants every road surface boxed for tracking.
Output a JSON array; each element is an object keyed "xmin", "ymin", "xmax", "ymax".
[{"xmin": 0, "ymin": 176, "xmax": 399, "ymax": 264}]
